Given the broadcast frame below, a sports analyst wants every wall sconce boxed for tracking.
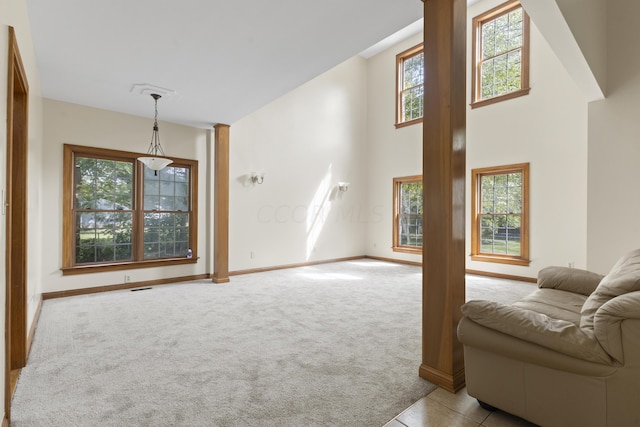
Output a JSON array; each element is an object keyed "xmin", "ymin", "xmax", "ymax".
[
  {"xmin": 337, "ymin": 182, "xmax": 350, "ymax": 192},
  {"xmin": 251, "ymin": 172, "xmax": 265, "ymax": 184}
]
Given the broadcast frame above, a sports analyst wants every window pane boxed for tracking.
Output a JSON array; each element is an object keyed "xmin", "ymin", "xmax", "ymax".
[
  {"xmin": 508, "ymin": 9, "xmax": 524, "ymax": 51},
  {"xmin": 481, "ymin": 176, "xmax": 494, "ymax": 213},
  {"xmin": 494, "ymin": 186, "xmax": 508, "ymax": 214},
  {"xmin": 481, "ymin": 60, "xmax": 495, "ymax": 99},
  {"xmin": 175, "ymin": 168, "xmax": 189, "ymax": 182},
  {"xmin": 477, "ymin": 168, "xmax": 524, "ymax": 257},
  {"xmin": 175, "ymin": 182, "xmax": 189, "ymax": 198},
  {"xmin": 404, "ymin": 53, "xmax": 424, "ymax": 88},
  {"xmin": 144, "ymin": 166, "xmax": 190, "ymax": 259},
  {"xmin": 507, "ymin": 49, "xmax": 522, "ymax": 92},
  {"xmin": 75, "ymin": 211, "xmax": 132, "ymax": 264},
  {"xmin": 398, "ymin": 181, "xmax": 423, "ymax": 248},
  {"xmin": 144, "ymin": 195, "xmax": 161, "ymax": 211},
  {"xmin": 74, "ymin": 156, "xmax": 133, "ymax": 265},
  {"xmin": 480, "ymin": 214, "xmax": 495, "ymax": 252},
  {"xmin": 397, "ymin": 46, "xmax": 424, "ymax": 124},
  {"xmin": 160, "ymin": 196, "xmax": 175, "ymax": 211},
  {"xmin": 175, "ymin": 197, "xmax": 188, "ymax": 212},
  {"xmin": 507, "ymin": 172, "xmax": 521, "ymax": 186},
  {"xmin": 493, "ymin": 54, "xmax": 508, "ymax": 96},
  {"xmin": 508, "ymin": 186, "xmax": 522, "ymax": 213},
  {"xmin": 75, "ymin": 157, "xmax": 133, "ymax": 210},
  {"xmin": 144, "ymin": 212, "xmax": 189, "ymax": 259},
  {"xmin": 493, "ymin": 15, "xmax": 509, "ymax": 55},
  {"xmin": 402, "ymin": 85, "xmax": 424, "ymax": 122},
  {"xmin": 145, "ymin": 166, "xmax": 190, "ymax": 212},
  {"xmin": 400, "ymin": 214, "xmax": 423, "ymax": 247},
  {"xmin": 477, "ymin": 6, "xmax": 525, "ymax": 102},
  {"xmin": 481, "ymin": 21, "xmax": 496, "ymax": 59},
  {"xmin": 160, "ymin": 180, "xmax": 174, "ymax": 196},
  {"xmin": 506, "ymin": 215, "xmax": 521, "ymax": 256}
]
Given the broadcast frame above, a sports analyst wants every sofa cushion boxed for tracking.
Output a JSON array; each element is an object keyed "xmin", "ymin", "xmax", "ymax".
[
  {"xmin": 461, "ymin": 300, "xmax": 612, "ymax": 364},
  {"xmin": 514, "ymin": 289, "xmax": 587, "ymax": 325},
  {"xmin": 537, "ymin": 266, "xmax": 604, "ymax": 296},
  {"xmin": 580, "ymin": 248, "xmax": 640, "ymax": 330}
]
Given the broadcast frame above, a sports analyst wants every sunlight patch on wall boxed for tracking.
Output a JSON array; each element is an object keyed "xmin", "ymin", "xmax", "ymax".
[{"xmin": 306, "ymin": 164, "xmax": 333, "ymax": 259}]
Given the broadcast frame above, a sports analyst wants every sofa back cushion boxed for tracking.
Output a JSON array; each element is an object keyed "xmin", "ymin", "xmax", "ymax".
[{"xmin": 580, "ymin": 248, "xmax": 640, "ymax": 329}]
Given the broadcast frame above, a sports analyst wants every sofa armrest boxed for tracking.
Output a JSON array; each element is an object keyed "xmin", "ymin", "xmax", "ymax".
[
  {"xmin": 593, "ymin": 291, "xmax": 640, "ymax": 364},
  {"xmin": 461, "ymin": 300, "xmax": 612, "ymax": 364},
  {"xmin": 537, "ymin": 266, "xmax": 604, "ymax": 296}
]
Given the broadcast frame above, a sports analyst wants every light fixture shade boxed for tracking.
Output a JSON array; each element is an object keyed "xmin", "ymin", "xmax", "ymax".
[{"xmin": 138, "ymin": 156, "xmax": 173, "ymax": 171}]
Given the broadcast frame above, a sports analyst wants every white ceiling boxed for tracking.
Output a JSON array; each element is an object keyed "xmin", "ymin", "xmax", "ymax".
[{"xmin": 26, "ymin": 0, "xmax": 424, "ymax": 128}]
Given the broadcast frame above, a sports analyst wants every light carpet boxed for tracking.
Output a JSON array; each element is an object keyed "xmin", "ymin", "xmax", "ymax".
[{"xmin": 12, "ymin": 259, "xmax": 536, "ymax": 427}]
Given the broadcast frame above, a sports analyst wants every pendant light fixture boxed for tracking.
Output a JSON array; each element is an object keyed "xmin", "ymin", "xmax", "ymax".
[{"xmin": 138, "ymin": 93, "xmax": 173, "ymax": 174}]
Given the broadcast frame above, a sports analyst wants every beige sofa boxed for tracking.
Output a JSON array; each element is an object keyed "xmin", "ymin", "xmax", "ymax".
[{"xmin": 457, "ymin": 249, "xmax": 640, "ymax": 427}]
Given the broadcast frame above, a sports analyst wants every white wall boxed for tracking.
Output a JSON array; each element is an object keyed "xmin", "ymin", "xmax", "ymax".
[
  {"xmin": 467, "ymin": 0, "xmax": 589, "ymax": 277},
  {"xmin": 41, "ymin": 99, "xmax": 209, "ymax": 293},
  {"xmin": 365, "ymin": 32, "xmax": 423, "ymax": 264},
  {"xmin": 364, "ymin": 0, "xmax": 590, "ymax": 277},
  {"xmin": 555, "ymin": 0, "xmax": 607, "ymax": 93},
  {"xmin": 586, "ymin": 1, "xmax": 640, "ymax": 273},
  {"xmin": 229, "ymin": 56, "xmax": 368, "ymax": 271}
]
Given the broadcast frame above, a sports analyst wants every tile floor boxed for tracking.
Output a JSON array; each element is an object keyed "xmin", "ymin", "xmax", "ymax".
[{"xmin": 385, "ymin": 387, "xmax": 538, "ymax": 427}]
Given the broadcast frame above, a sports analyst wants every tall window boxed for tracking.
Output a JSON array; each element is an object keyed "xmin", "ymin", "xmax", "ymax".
[
  {"xmin": 143, "ymin": 167, "xmax": 191, "ymax": 259},
  {"xmin": 393, "ymin": 176, "xmax": 423, "ymax": 253},
  {"xmin": 471, "ymin": 0, "xmax": 530, "ymax": 108},
  {"xmin": 471, "ymin": 163, "xmax": 529, "ymax": 265},
  {"xmin": 74, "ymin": 156, "xmax": 134, "ymax": 264},
  {"xmin": 63, "ymin": 144, "xmax": 198, "ymax": 274},
  {"xmin": 396, "ymin": 43, "xmax": 424, "ymax": 128}
]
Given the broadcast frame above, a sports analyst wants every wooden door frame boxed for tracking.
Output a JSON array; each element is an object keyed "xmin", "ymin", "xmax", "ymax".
[{"xmin": 5, "ymin": 26, "xmax": 29, "ymax": 422}]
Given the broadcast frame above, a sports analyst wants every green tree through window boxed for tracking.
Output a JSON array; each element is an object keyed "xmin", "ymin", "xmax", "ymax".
[
  {"xmin": 471, "ymin": 163, "xmax": 530, "ymax": 266},
  {"xmin": 393, "ymin": 176, "xmax": 423, "ymax": 253},
  {"xmin": 472, "ymin": 0, "xmax": 530, "ymax": 108},
  {"xmin": 75, "ymin": 157, "xmax": 133, "ymax": 263},
  {"xmin": 396, "ymin": 43, "xmax": 424, "ymax": 127},
  {"xmin": 479, "ymin": 172, "xmax": 522, "ymax": 256}
]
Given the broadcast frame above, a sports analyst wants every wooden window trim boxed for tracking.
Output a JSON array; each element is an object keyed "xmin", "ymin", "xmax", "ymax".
[
  {"xmin": 470, "ymin": 163, "xmax": 530, "ymax": 266},
  {"xmin": 470, "ymin": 0, "xmax": 530, "ymax": 109},
  {"xmin": 62, "ymin": 144, "xmax": 198, "ymax": 275},
  {"xmin": 395, "ymin": 43, "xmax": 424, "ymax": 128},
  {"xmin": 393, "ymin": 175, "xmax": 423, "ymax": 254}
]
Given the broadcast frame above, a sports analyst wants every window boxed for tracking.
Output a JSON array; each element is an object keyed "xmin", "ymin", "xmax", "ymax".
[
  {"xmin": 393, "ymin": 176, "xmax": 423, "ymax": 253},
  {"xmin": 471, "ymin": 0, "xmax": 530, "ymax": 108},
  {"xmin": 396, "ymin": 43, "xmax": 424, "ymax": 128},
  {"xmin": 63, "ymin": 144, "xmax": 198, "ymax": 274},
  {"xmin": 471, "ymin": 163, "xmax": 529, "ymax": 265}
]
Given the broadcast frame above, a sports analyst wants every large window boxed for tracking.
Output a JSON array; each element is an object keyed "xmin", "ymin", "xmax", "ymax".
[
  {"xmin": 471, "ymin": 163, "xmax": 529, "ymax": 265},
  {"xmin": 396, "ymin": 43, "xmax": 424, "ymax": 128},
  {"xmin": 63, "ymin": 144, "xmax": 198, "ymax": 274},
  {"xmin": 471, "ymin": 0, "xmax": 530, "ymax": 108},
  {"xmin": 393, "ymin": 176, "xmax": 423, "ymax": 253}
]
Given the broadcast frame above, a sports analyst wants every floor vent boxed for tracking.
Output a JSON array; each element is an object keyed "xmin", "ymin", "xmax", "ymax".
[{"xmin": 130, "ymin": 287, "xmax": 152, "ymax": 292}]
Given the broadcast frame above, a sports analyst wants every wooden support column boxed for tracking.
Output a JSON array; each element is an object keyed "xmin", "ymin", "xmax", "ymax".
[
  {"xmin": 419, "ymin": 0, "xmax": 467, "ymax": 393},
  {"xmin": 212, "ymin": 124, "xmax": 230, "ymax": 283}
]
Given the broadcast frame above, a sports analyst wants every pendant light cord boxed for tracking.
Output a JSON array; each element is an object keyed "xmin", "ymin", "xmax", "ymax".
[{"xmin": 147, "ymin": 94, "xmax": 165, "ymax": 157}]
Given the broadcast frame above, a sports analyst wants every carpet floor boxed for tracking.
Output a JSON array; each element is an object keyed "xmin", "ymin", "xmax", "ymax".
[{"xmin": 11, "ymin": 259, "xmax": 536, "ymax": 427}]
